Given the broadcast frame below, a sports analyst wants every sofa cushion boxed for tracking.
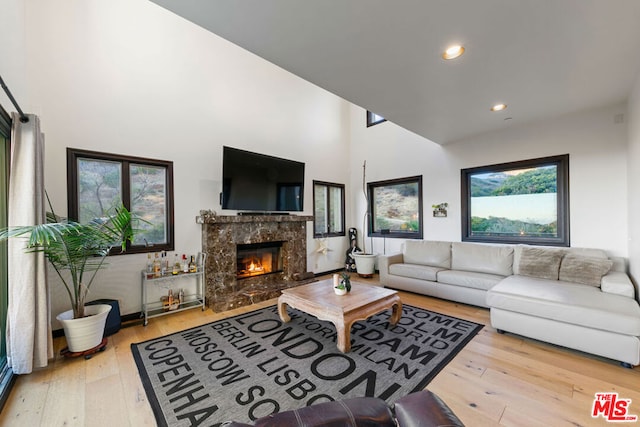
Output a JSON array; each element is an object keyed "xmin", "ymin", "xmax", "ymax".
[
  {"xmin": 451, "ymin": 242, "xmax": 514, "ymax": 276},
  {"xmin": 388, "ymin": 263, "xmax": 445, "ymax": 282},
  {"xmin": 486, "ymin": 275, "xmax": 640, "ymax": 335},
  {"xmin": 517, "ymin": 247, "xmax": 564, "ymax": 280},
  {"xmin": 601, "ymin": 271, "xmax": 636, "ymax": 298},
  {"xmin": 436, "ymin": 270, "xmax": 505, "ymax": 291},
  {"xmin": 558, "ymin": 254, "xmax": 613, "ymax": 287},
  {"xmin": 403, "ymin": 240, "xmax": 451, "ymax": 268}
]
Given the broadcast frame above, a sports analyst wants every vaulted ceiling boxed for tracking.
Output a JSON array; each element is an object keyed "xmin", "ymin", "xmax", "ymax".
[{"xmin": 150, "ymin": 0, "xmax": 640, "ymax": 145}]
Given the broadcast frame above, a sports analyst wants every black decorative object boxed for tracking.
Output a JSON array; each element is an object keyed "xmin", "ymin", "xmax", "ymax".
[{"xmin": 345, "ymin": 227, "xmax": 360, "ymax": 272}]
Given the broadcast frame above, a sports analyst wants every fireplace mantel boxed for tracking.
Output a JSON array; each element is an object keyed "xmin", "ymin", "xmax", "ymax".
[
  {"xmin": 197, "ymin": 214, "xmax": 313, "ymax": 224},
  {"xmin": 197, "ymin": 213, "xmax": 313, "ymax": 312}
]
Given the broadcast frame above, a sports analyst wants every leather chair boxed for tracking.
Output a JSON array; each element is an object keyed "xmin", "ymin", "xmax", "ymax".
[{"xmin": 224, "ymin": 389, "xmax": 464, "ymax": 427}]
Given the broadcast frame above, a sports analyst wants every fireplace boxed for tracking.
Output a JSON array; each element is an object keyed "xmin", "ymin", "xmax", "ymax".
[
  {"xmin": 197, "ymin": 213, "xmax": 314, "ymax": 312},
  {"xmin": 236, "ymin": 241, "xmax": 284, "ymax": 279}
]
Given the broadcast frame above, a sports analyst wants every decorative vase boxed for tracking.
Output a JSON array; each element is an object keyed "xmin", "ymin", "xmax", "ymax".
[
  {"xmin": 56, "ymin": 304, "xmax": 112, "ymax": 352},
  {"xmin": 334, "ymin": 287, "xmax": 347, "ymax": 296},
  {"xmin": 352, "ymin": 253, "xmax": 377, "ymax": 278}
]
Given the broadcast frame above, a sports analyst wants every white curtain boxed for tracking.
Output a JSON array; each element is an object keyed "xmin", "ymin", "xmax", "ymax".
[{"xmin": 6, "ymin": 113, "xmax": 52, "ymax": 374}]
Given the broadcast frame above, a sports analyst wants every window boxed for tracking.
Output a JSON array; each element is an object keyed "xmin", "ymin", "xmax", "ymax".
[
  {"xmin": 368, "ymin": 176, "xmax": 423, "ymax": 239},
  {"xmin": 461, "ymin": 154, "xmax": 569, "ymax": 246},
  {"xmin": 366, "ymin": 111, "xmax": 386, "ymax": 127},
  {"xmin": 0, "ymin": 106, "xmax": 13, "ymax": 410},
  {"xmin": 313, "ymin": 181, "xmax": 345, "ymax": 237},
  {"xmin": 67, "ymin": 148, "xmax": 174, "ymax": 254}
]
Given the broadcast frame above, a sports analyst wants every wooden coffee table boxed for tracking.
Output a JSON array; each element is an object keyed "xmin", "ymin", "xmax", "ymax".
[{"xmin": 278, "ymin": 279, "xmax": 402, "ymax": 353}]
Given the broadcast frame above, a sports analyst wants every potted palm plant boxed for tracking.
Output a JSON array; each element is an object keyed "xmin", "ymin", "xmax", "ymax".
[{"xmin": 0, "ymin": 199, "xmax": 135, "ymax": 352}]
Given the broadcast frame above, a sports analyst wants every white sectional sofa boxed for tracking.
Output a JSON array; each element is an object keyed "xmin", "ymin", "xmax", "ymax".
[{"xmin": 378, "ymin": 240, "xmax": 640, "ymax": 367}]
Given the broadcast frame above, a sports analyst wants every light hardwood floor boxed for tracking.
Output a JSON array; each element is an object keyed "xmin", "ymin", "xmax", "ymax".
[{"xmin": 0, "ymin": 278, "xmax": 638, "ymax": 426}]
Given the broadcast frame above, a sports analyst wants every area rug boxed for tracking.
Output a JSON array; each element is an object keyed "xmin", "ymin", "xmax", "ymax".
[{"xmin": 131, "ymin": 304, "xmax": 483, "ymax": 427}]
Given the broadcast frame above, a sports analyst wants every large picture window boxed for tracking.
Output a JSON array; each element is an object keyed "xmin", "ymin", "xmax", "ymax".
[
  {"xmin": 461, "ymin": 154, "xmax": 569, "ymax": 246},
  {"xmin": 313, "ymin": 181, "xmax": 345, "ymax": 237},
  {"xmin": 368, "ymin": 176, "xmax": 423, "ymax": 239},
  {"xmin": 67, "ymin": 148, "xmax": 174, "ymax": 254}
]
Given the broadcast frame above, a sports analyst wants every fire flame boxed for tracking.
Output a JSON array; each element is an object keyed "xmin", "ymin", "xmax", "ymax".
[{"xmin": 248, "ymin": 259, "xmax": 264, "ymax": 273}]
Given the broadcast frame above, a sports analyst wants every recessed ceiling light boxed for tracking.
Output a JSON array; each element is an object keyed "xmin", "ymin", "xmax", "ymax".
[
  {"xmin": 442, "ymin": 45, "xmax": 465, "ymax": 60},
  {"xmin": 491, "ymin": 103, "xmax": 507, "ymax": 112}
]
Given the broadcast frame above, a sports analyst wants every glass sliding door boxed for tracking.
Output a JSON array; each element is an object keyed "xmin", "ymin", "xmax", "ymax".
[{"xmin": 0, "ymin": 107, "xmax": 14, "ymax": 409}]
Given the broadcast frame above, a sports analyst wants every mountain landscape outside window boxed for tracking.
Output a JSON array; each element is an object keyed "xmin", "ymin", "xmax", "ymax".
[
  {"xmin": 368, "ymin": 176, "xmax": 423, "ymax": 239},
  {"xmin": 462, "ymin": 155, "xmax": 569, "ymax": 246}
]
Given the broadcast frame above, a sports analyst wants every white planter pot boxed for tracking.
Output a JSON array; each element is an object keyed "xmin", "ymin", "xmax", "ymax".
[
  {"xmin": 334, "ymin": 287, "xmax": 347, "ymax": 296},
  {"xmin": 352, "ymin": 253, "xmax": 377, "ymax": 277},
  {"xmin": 56, "ymin": 304, "xmax": 112, "ymax": 353}
]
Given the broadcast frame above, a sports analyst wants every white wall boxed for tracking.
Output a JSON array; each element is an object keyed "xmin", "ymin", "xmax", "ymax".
[
  {"xmin": 21, "ymin": 0, "xmax": 351, "ymax": 325},
  {"xmin": 0, "ymin": 0, "xmax": 26, "ymax": 111},
  {"xmin": 349, "ymin": 102, "xmax": 629, "ymax": 258},
  {"xmin": 628, "ymin": 71, "xmax": 640, "ymax": 300}
]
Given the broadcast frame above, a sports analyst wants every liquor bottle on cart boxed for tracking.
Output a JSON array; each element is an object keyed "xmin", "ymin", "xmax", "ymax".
[
  {"xmin": 153, "ymin": 253, "xmax": 161, "ymax": 278},
  {"xmin": 182, "ymin": 254, "xmax": 189, "ymax": 273}
]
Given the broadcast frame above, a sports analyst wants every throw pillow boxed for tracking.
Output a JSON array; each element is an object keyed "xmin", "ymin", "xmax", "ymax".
[
  {"xmin": 559, "ymin": 254, "xmax": 613, "ymax": 287},
  {"xmin": 517, "ymin": 247, "xmax": 564, "ymax": 280}
]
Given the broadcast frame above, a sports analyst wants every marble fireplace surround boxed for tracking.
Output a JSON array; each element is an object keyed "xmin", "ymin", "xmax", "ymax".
[{"xmin": 197, "ymin": 213, "xmax": 313, "ymax": 312}]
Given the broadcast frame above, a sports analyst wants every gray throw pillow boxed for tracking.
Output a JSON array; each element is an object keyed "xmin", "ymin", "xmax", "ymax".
[
  {"xmin": 559, "ymin": 254, "xmax": 613, "ymax": 287},
  {"xmin": 518, "ymin": 247, "xmax": 564, "ymax": 280}
]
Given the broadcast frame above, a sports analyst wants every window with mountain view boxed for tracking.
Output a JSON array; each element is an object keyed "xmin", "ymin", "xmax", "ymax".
[
  {"xmin": 461, "ymin": 155, "xmax": 569, "ymax": 246},
  {"xmin": 368, "ymin": 176, "xmax": 423, "ymax": 239},
  {"xmin": 67, "ymin": 148, "xmax": 175, "ymax": 254}
]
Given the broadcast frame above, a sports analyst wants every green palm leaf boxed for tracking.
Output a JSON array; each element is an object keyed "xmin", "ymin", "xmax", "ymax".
[{"xmin": 0, "ymin": 203, "xmax": 136, "ymax": 318}]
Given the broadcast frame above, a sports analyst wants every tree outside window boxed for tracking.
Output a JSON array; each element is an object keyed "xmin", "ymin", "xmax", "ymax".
[
  {"xmin": 76, "ymin": 158, "xmax": 121, "ymax": 223},
  {"xmin": 67, "ymin": 148, "xmax": 174, "ymax": 254},
  {"xmin": 313, "ymin": 181, "xmax": 345, "ymax": 237},
  {"xmin": 368, "ymin": 176, "xmax": 423, "ymax": 239},
  {"xmin": 461, "ymin": 154, "xmax": 569, "ymax": 246}
]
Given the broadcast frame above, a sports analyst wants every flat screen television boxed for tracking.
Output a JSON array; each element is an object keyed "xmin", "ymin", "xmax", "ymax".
[{"xmin": 221, "ymin": 146, "xmax": 305, "ymax": 212}]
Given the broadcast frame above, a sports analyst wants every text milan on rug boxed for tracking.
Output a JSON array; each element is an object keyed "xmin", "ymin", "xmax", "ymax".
[{"xmin": 131, "ymin": 304, "xmax": 483, "ymax": 427}]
